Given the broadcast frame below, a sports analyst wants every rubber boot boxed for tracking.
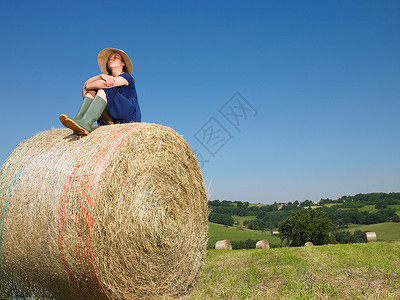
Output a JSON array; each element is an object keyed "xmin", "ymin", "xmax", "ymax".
[
  {"xmin": 59, "ymin": 96, "xmax": 93, "ymax": 130},
  {"xmin": 60, "ymin": 95, "xmax": 107, "ymax": 135},
  {"xmin": 76, "ymin": 96, "xmax": 93, "ymax": 119}
]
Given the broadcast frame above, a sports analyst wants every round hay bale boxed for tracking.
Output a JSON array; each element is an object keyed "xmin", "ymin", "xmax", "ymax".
[
  {"xmin": 0, "ymin": 123, "xmax": 208, "ymax": 300},
  {"xmin": 215, "ymin": 240, "xmax": 232, "ymax": 250},
  {"xmin": 255, "ymin": 240, "xmax": 270, "ymax": 249},
  {"xmin": 304, "ymin": 242, "xmax": 314, "ymax": 247},
  {"xmin": 366, "ymin": 232, "xmax": 377, "ymax": 243}
]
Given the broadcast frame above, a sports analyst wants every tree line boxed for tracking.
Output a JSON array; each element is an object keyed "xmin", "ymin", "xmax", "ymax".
[
  {"xmin": 208, "ymin": 193, "xmax": 400, "ymax": 230},
  {"xmin": 278, "ymin": 208, "xmax": 368, "ymax": 247}
]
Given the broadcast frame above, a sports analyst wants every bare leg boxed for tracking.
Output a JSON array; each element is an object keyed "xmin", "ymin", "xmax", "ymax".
[
  {"xmin": 84, "ymin": 90, "xmax": 96, "ymax": 99},
  {"xmin": 96, "ymin": 90, "xmax": 114, "ymax": 125},
  {"xmin": 100, "ymin": 109, "xmax": 114, "ymax": 125}
]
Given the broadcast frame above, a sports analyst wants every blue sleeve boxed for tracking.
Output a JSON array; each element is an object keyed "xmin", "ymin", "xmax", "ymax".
[
  {"xmin": 118, "ymin": 72, "xmax": 138, "ymax": 101},
  {"xmin": 119, "ymin": 73, "xmax": 134, "ymax": 87}
]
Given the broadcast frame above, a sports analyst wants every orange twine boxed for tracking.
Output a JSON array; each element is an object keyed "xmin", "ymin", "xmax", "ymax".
[{"xmin": 58, "ymin": 123, "xmax": 149, "ymax": 299}]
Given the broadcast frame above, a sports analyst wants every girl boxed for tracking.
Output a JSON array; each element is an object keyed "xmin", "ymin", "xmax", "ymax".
[{"xmin": 60, "ymin": 48, "xmax": 141, "ymax": 135}]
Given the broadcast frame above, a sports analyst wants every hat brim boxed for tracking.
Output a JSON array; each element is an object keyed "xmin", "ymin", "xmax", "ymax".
[{"xmin": 97, "ymin": 48, "xmax": 133, "ymax": 75}]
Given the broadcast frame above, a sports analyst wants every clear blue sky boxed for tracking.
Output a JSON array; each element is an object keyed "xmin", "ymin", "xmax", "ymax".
[{"xmin": 1, "ymin": 1, "xmax": 399, "ymax": 204}]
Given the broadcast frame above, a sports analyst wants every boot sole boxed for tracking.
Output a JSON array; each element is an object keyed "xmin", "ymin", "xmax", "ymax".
[
  {"xmin": 60, "ymin": 114, "xmax": 79, "ymax": 135},
  {"xmin": 59, "ymin": 115, "xmax": 90, "ymax": 136},
  {"xmin": 59, "ymin": 114, "xmax": 68, "ymax": 124}
]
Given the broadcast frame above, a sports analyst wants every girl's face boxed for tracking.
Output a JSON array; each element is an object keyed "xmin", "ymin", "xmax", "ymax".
[{"xmin": 108, "ymin": 52, "xmax": 125, "ymax": 70}]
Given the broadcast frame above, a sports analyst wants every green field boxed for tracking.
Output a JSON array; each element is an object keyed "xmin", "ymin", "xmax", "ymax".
[
  {"xmin": 347, "ymin": 222, "xmax": 400, "ymax": 241},
  {"xmin": 231, "ymin": 215, "xmax": 257, "ymax": 225},
  {"xmin": 358, "ymin": 205, "xmax": 378, "ymax": 213},
  {"xmin": 323, "ymin": 203, "xmax": 341, "ymax": 207},
  {"xmin": 208, "ymin": 223, "xmax": 281, "ymax": 248},
  {"xmin": 209, "ymin": 220, "xmax": 400, "ymax": 249},
  {"xmin": 179, "ymin": 242, "xmax": 400, "ymax": 299}
]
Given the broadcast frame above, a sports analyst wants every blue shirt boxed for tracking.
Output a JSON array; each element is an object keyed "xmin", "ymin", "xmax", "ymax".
[{"xmin": 97, "ymin": 72, "xmax": 141, "ymax": 125}]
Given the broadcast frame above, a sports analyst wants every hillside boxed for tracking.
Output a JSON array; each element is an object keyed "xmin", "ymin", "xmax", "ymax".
[
  {"xmin": 207, "ymin": 223, "xmax": 281, "ymax": 249},
  {"xmin": 348, "ymin": 222, "xmax": 400, "ymax": 241},
  {"xmin": 208, "ymin": 193, "xmax": 400, "ymax": 245},
  {"xmin": 179, "ymin": 242, "xmax": 400, "ymax": 299}
]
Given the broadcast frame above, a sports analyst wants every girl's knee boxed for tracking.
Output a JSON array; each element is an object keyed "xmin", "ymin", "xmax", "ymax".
[
  {"xmin": 85, "ymin": 90, "xmax": 95, "ymax": 99},
  {"xmin": 96, "ymin": 89, "xmax": 107, "ymax": 101}
]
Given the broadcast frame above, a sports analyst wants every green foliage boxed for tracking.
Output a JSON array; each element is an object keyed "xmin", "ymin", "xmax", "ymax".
[
  {"xmin": 208, "ymin": 212, "xmax": 234, "ymax": 226},
  {"xmin": 299, "ymin": 199, "xmax": 313, "ymax": 207},
  {"xmin": 230, "ymin": 238, "xmax": 260, "ymax": 249},
  {"xmin": 278, "ymin": 208, "xmax": 334, "ymax": 247},
  {"xmin": 323, "ymin": 206, "xmax": 367, "ymax": 226},
  {"xmin": 320, "ymin": 198, "xmax": 333, "ymax": 204},
  {"xmin": 364, "ymin": 208, "xmax": 400, "ymax": 224},
  {"xmin": 245, "ymin": 218, "xmax": 267, "ymax": 231},
  {"xmin": 323, "ymin": 205, "xmax": 400, "ymax": 227},
  {"xmin": 333, "ymin": 230, "xmax": 366, "ymax": 244},
  {"xmin": 332, "ymin": 193, "xmax": 400, "ymax": 205},
  {"xmin": 208, "ymin": 193, "xmax": 400, "ymax": 234}
]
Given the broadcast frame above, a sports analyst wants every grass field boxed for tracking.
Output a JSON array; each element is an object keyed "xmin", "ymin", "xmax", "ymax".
[
  {"xmin": 323, "ymin": 203, "xmax": 340, "ymax": 207},
  {"xmin": 208, "ymin": 223, "xmax": 281, "ymax": 248},
  {"xmin": 347, "ymin": 222, "xmax": 400, "ymax": 241},
  {"xmin": 358, "ymin": 205, "xmax": 378, "ymax": 213},
  {"xmin": 209, "ymin": 220, "xmax": 400, "ymax": 249},
  {"xmin": 231, "ymin": 215, "xmax": 257, "ymax": 225},
  {"xmin": 179, "ymin": 242, "xmax": 400, "ymax": 299}
]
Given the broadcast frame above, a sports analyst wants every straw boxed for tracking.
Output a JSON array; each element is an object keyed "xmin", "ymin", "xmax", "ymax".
[{"xmin": 0, "ymin": 123, "xmax": 208, "ymax": 300}]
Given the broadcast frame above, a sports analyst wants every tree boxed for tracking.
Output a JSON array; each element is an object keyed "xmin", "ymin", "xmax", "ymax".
[
  {"xmin": 320, "ymin": 198, "xmax": 333, "ymax": 204},
  {"xmin": 352, "ymin": 230, "xmax": 367, "ymax": 243},
  {"xmin": 333, "ymin": 230, "xmax": 366, "ymax": 244},
  {"xmin": 246, "ymin": 219, "xmax": 266, "ymax": 231},
  {"xmin": 278, "ymin": 208, "xmax": 334, "ymax": 247},
  {"xmin": 209, "ymin": 200, "xmax": 221, "ymax": 206},
  {"xmin": 333, "ymin": 230, "xmax": 352, "ymax": 244},
  {"xmin": 300, "ymin": 200, "xmax": 313, "ymax": 207},
  {"xmin": 221, "ymin": 200, "xmax": 233, "ymax": 206},
  {"xmin": 375, "ymin": 200, "xmax": 388, "ymax": 209},
  {"xmin": 208, "ymin": 213, "xmax": 234, "ymax": 226}
]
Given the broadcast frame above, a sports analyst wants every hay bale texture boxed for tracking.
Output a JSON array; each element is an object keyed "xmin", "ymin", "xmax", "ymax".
[
  {"xmin": 366, "ymin": 232, "xmax": 377, "ymax": 243},
  {"xmin": 0, "ymin": 123, "xmax": 208, "ymax": 300},
  {"xmin": 304, "ymin": 242, "xmax": 314, "ymax": 247},
  {"xmin": 255, "ymin": 240, "xmax": 270, "ymax": 249},
  {"xmin": 215, "ymin": 240, "xmax": 232, "ymax": 250}
]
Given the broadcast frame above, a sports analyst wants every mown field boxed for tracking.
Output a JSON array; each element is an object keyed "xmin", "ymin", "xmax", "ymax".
[
  {"xmin": 178, "ymin": 242, "xmax": 400, "ymax": 299},
  {"xmin": 208, "ymin": 220, "xmax": 400, "ymax": 249},
  {"xmin": 207, "ymin": 223, "xmax": 281, "ymax": 248},
  {"xmin": 348, "ymin": 222, "xmax": 400, "ymax": 242}
]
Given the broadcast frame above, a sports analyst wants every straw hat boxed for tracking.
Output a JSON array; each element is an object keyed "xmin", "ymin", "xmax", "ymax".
[{"xmin": 98, "ymin": 48, "xmax": 133, "ymax": 75}]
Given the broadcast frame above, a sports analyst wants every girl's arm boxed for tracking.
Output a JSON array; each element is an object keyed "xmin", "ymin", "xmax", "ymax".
[
  {"xmin": 84, "ymin": 74, "xmax": 103, "ymax": 85},
  {"xmin": 84, "ymin": 76, "xmax": 128, "ymax": 91}
]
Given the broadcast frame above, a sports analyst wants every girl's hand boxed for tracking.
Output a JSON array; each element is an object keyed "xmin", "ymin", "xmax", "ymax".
[{"xmin": 101, "ymin": 74, "xmax": 116, "ymax": 87}]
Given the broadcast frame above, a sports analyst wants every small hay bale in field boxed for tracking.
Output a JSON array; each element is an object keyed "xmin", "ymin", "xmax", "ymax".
[
  {"xmin": 304, "ymin": 242, "xmax": 314, "ymax": 247},
  {"xmin": 0, "ymin": 123, "xmax": 209, "ymax": 300},
  {"xmin": 256, "ymin": 240, "xmax": 270, "ymax": 249},
  {"xmin": 215, "ymin": 240, "xmax": 232, "ymax": 250},
  {"xmin": 366, "ymin": 232, "xmax": 377, "ymax": 243}
]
